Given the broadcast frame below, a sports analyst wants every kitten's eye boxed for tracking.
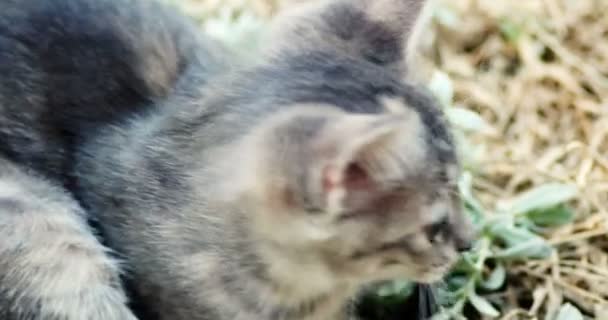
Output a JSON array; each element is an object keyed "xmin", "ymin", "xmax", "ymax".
[
  {"xmin": 304, "ymin": 206, "xmax": 324, "ymax": 215},
  {"xmin": 425, "ymin": 217, "xmax": 449, "ymax": 243}
]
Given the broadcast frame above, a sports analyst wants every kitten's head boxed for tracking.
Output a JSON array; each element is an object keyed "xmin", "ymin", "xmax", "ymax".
[
  {"xmin": 225, "ymin": 95, "xmax": 473, "ymax": 285},
  {"xmin": 214, "ymin": 0, "xmax": 473, "ymax": 288}
]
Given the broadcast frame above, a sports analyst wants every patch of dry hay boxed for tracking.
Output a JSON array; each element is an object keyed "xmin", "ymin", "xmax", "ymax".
[{"xmin": 426, "ymin": 0, "xmax": 608, "ymax": 317}]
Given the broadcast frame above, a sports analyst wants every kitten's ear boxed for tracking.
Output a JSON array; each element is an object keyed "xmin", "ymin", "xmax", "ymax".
[
  {"xmin": 267, "ymin": 0, "xmax": 432, "ymax": 74},
  {"xmin": 312, "ymin": 112, "xmax": 427, "ymax": 215},
  {"xmin": 359, "ymin": 0, "xmax": 432, "ymax": 74},
  {"xmin": 361, "ymin": 0, "xmax": 429, "ymax": 40}
]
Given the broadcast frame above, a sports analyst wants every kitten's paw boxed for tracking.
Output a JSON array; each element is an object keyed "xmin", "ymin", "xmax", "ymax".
[
  {"xmin": 41, "ymin": 287, "xmax": 138, "ymax": 320},
  {"xmin": 0, "ymin": 200, "xmax": 138, "ymax": 320}
]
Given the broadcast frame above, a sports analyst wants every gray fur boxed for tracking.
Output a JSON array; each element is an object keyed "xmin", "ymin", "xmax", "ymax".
[
  {"xmin": 0, "ymin": 0, "xmax": 472, "ymax": 319},
  {"xmin": 0, "ymin": 158, "xmax": 136, "ymax": 320}
]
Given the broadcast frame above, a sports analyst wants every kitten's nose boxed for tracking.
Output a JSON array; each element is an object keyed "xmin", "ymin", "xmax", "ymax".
[
  {"xmin": 455, "ymin": 237, "xmax": 472, "ymax": 252},
  {"xmin": 451, "ymin": 208, "xmax": 475, "ymax": 253},
  {"xmin": 453, "ymin": 225, "xmax": 474, "ymax": 252}
]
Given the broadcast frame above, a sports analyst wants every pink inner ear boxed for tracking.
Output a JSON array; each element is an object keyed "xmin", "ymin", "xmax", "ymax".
[
  {"xmin": 344, "ymin": 162, "xmax": 372, "ymax": 190},
  {"xmin": 322, "ymin": 165, "xmax": 341, "ymax": 192},
  {"xmin": 322, "ymin": 160, "xmax": 395, "ymax": 215},
  {"xmin": 322, "ymin": 162, "xmax": 373, "ymax": 193}
]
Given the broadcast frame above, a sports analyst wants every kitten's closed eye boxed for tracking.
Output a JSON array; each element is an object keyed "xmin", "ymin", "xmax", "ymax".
[
  {"xmin": 425, "ymin": 217, "xmax": 472, "ymax": 252},
  {"xmin": 425, "ymin": 217, "xmax": 449, "ymax": 244},
  {"xmin": 454, "ymin": 232, "xmax": 473, "ymax": 252}
]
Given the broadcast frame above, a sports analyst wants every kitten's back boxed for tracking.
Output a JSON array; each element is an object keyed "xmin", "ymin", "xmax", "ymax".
[{"xmin": 0, "ymin": 0, "xmax": 227, "ymax": 180}]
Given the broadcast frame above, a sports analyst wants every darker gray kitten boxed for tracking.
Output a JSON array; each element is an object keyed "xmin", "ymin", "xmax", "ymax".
[{"xmin": 0, "ymin": 0, "xmax": 473, "ymax": 319}]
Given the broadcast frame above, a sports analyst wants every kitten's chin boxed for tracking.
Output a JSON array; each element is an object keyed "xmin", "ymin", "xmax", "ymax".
[
  {"xmin": 413, "ymin": 263, "xmax": 456, "ymax": 284},
  {"xmin": 413, "ymin": 268, "xmax": 449, "ymax": 284},
  {"xmin": 367, "ymin": 262, "xmax": 452, "ymax": 285}
]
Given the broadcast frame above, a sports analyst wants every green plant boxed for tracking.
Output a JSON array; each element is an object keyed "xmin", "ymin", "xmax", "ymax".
[{"xmin": 384, "ymin": 71, "xmax": 580, "ymax": 320}]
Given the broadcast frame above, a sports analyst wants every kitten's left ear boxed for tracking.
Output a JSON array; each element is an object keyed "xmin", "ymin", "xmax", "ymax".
[
  {"xmin": 267, "ymin": 0, "xmax": 433, "ymax": 76},
  {"xmin": 360, "ymin": 0, "xmax": 433, "ymax": 74},
  {"xmin": 361, "ymin": 0, "xmax": 429, "ymax": 40}
]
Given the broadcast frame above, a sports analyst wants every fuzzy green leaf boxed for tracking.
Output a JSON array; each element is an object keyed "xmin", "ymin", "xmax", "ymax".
[
  {"xmin": 428, "ymin": 71, "xmax": 454, "ymax": 107},
  {"xmin": 430, "ymin": 312, "xmax": 451, "ymax": 320},
  {"xmin": 506, "ymin": 184, "xmax": 578, "ymax": 215},
  {"xmin": 493, "ymin": 237, "xmax": 553, "ymax": 260},
  {"xmin": 452, "ymin": 252, "xmax": 478, "ymax": 273},
  {"xmin": 446, "ymin": 107, "xmax": 494, "ymax": 134},
  {"xmin": 433, "ymin": 6, "xmax": 460, "ymax": 28},
  {"xmin": 526, "ymin": 205, "xmax": 575, "ymax": 227},
  {"xmin": 376, "ymin": 280, "xmax": 414, "ymax": 298},
  {"xmin": 555, "ymin": 303, "xmax": 584, "ymax": 320},
  {"xmin": 458, "ymin": 172, "xmax": 485, "ymax": 224},
  {"xmin": 453, "ymin": 131, "xmax": 485, "ymax": 170},
  {"xmin": 488, "ymin": 223, "xmax": 535, "ymax": 246},
  {"xmin": 468, "ymin": 292, "xmax": 500, "ymax": 317},
  {"xmin": 480, "ymin": 263, "xmax": 506, "ymax": 290},
  {"xmin": 445, "ymin": 275, "xmax": 469, "ymax": 292},
  {"xmin": 499, "ymin": 18, "xmax": 523, "ymax": 43},
  {"xmin": 489, "ymin": 222, "xmax": 553, "ymax": 259},
  {"xmin": 203, "ymin": 7, "xmax": 267, "ymax": 58}
]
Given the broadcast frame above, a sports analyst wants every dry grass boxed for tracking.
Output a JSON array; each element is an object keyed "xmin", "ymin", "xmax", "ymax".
[
  {"xmin": 174, "ymin": 0, "xmax": 608, "ymax": 318},
  {"xmin": 425, "ymin": 1, "xmax": 608, "ymax": 318}
]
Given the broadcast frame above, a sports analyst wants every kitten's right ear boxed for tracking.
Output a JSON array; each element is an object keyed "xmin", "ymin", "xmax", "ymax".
[{"xmin": 310, "ymin": 111, "xmax": 427, "ymax": 215}]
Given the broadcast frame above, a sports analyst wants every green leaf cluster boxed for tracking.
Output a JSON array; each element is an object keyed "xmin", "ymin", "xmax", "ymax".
[{"xmin": 427, "ymin": 70, "xmax": 578, "ymax": 319}]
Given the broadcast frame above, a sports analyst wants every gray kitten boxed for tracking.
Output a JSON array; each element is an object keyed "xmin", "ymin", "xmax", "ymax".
[{"xmin": 0, "ymin": 0, "xmax": 473, "ymax": 319}]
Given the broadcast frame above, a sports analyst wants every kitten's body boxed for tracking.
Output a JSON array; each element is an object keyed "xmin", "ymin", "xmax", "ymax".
[{"xmin": 0, "ymin": 0, "xmax": 472, "ymax": 319}]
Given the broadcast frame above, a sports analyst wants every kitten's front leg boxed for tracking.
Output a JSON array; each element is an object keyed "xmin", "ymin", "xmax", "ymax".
[{"xmin": 0, "ymin": 160, "xmax": 136, "ymax": 320}]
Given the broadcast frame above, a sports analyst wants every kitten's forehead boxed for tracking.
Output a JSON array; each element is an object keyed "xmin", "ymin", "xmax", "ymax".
[
  {"xmin": 379, "ymin": 94, "xmax": 455, "ymax": 158},
  {"xmin": 386, "ymin": 89, "xmax": 458, "ymax": 166}
]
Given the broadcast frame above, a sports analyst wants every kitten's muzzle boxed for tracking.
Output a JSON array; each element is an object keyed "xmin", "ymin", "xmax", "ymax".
[
  {"xmin": 455, "ymin": 237, "xmax": 472, "ymax": 252},
  {"xmin": 425, "ymin": 217, "xmax": 473, "ymax": 253}
]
